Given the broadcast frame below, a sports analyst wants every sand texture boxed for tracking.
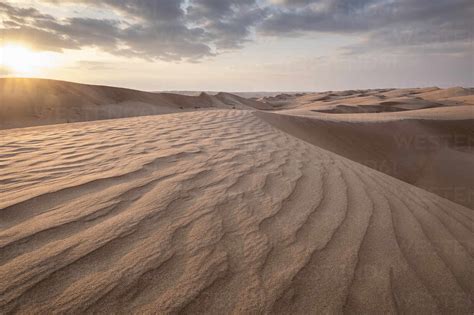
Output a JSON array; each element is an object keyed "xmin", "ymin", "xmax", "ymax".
[
  {"xmin": 256, "ymin": 87, "xmax": 474, "ymax": 209},
  {"xmin": 256, "ymin": 110, "xmax": 474, "ymax": 209},
  {"xmin": 1, "ymin": 80, "xmax": 473, "ymax": 313},
  {"xmin": 0, "ymin": 78, "xmax": 271, "ymax": 129},
  {"xmin": 1, "ymin": 110, "xmax": 473, "ymax": 314}
]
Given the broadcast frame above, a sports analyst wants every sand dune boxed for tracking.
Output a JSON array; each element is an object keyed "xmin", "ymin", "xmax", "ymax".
[
  {"xmin": 0, "ymin": 78, "xmax": 271, "ymax": 129},
  {"xmin": 162, "ymin": 91, "xmax": 283, "ymax": 99},
  {"xmin": 261, "ymin": 87, "xmax": 473, "ymax": 113},
  {"xmin": 256, "ymin": 109, "xmax": 474, "ymax": 209},
  {"xmin": 416, "ymin": 87, "xmax": 473, "ymax": 100},
  {"xmin": 1, "ymin": 82, "xmax": 473, "ymax": 313},
  {"xmin": 0, "ymin": 110, "xmax": 472, "ymax": 313},
  {"xmin": 257, "ymin": 89, "xmax": 473, "ymax": 209}
]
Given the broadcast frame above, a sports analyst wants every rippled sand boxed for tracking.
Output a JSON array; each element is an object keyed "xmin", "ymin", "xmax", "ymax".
[{"xmin": 0, "ymin": 110, "xmax": 472, "ymax": 313}]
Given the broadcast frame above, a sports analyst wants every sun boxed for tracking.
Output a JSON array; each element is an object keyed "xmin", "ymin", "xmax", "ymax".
[{"xmin": 0, "ymin": 43, "xmax": 55, "ymax": 76}]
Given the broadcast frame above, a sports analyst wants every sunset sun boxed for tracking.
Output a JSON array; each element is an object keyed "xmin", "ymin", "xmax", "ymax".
[{"xmin": 0, "ymin": 43, "xmax": 55, "ymax": 76}]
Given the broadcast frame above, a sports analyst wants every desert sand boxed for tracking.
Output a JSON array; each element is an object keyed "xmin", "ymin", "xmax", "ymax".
[
  {"xmin": 0, "ymin": 78, "xmax": 270, "ymax": 129},
  {"xmin": 256, "ymin": 88, "xmax": 474, "ymax": 209},
  {"xmin": 0, "ymin": 81, "xmax": 473, "ymax": 314}
]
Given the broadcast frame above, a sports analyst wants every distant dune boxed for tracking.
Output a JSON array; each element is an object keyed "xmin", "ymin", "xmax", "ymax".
[
  {"xmin": 0, "ymin": 82, "xmax": 473, "ymax": 313},
  {"xmin": 161, "ymin": 91, "xmax": 284, "ymax": 99},
  {"xmin": 259, "ymin": 87, "xmax": 474, "ymax": 111},
  {"xmin": 0, "ymin": 78, "xmax": 271, "ymax": 129}
]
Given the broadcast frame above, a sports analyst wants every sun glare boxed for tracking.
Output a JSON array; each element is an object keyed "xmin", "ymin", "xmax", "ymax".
[{"xmin": 0, "ymin": 43, "xmax": 56, "ymax": 76}]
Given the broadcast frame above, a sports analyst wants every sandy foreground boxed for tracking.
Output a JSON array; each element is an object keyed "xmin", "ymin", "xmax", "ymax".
[{"xmin": 0, "ymin": 108, "xmax": 473, "ymax": 313}]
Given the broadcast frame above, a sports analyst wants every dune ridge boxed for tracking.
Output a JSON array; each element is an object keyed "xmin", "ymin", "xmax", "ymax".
[
  {"xmin": 0, "ymin": 110, "xmax": 472, "ymax": 314},
  {"xmin": 0, "ymin": 78, "xmax": 271, "ymax": 129}
]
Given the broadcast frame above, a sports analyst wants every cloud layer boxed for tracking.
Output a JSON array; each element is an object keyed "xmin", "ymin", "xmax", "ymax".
[{"xmin": 1, "ymin": 0, "xmax": 472, "ymax": 61}]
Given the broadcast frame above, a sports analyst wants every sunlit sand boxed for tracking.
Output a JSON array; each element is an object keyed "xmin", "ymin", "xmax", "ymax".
[{"xmin": 0, "ymin": 79, "xmax": 472, "ymax": 313}]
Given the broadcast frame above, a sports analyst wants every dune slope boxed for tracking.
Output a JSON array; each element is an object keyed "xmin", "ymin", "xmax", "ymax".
[
  {"xmin": 256, "ymin": 110, "xmax": 474, "ymax": 209},
  {"xmin": 0, "ymin": 78, "xmax": 271, "ymax": 129},
  {"xmin": 0, "ymin": 110, "xmax": 472, "ymax": 314}
]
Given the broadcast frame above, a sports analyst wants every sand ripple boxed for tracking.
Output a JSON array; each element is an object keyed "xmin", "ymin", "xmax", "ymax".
[{"xmin": 0, "ymin": 110, "xmax": 472, "ymax": 314}]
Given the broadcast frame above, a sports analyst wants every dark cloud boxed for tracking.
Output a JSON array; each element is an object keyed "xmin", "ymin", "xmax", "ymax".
[
  {"xmin": 1, "ymin": 26, "xmax": 79, "ymax": 51},
  {"xmin": 0, "ymin": 1, "xmax": 216, "ymax": 61},
  {"xmin": 187, "ymin": 0, "xmax": 265, "ymax": 49},
  {"xmin": 261, "ymin": 0, "xmax": 473, "ymax": 55},
  {"xmin": 44, "ymin": 0, "xmax": 185, "ymax": 21},
  {"xmin": 0, "ymin": 0, "xmax": 472, "ymax": 61},
  {"xmin": 0, "ymin": 2, "xmax": 54, "ymax": 23}
]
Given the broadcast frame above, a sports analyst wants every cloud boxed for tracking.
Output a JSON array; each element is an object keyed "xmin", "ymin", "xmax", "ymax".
[
  {"xmin": 187, "ymin": 0, "xmax": 266, "ymax": 49},
  {"xmin": 0, "ymin": 1, "xmax": 214, "ymax": 61},
  {"xmin": 260, "ymin": 0, "xmax": 474, "ymax": 55},
  {"xmin": 0, "ymin": 0, "xmax": 472, "ymax": 61}
]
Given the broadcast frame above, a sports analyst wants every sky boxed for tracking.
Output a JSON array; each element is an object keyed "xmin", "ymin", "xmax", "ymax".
[{"xmin": 0, "ymin": 0, "xmax": 472, "ymax": 91}]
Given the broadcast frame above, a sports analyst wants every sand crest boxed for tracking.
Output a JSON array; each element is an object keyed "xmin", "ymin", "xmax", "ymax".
[{"xmin": 0, "ymin": 78, "xmax": 271, "ymax": 129}]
